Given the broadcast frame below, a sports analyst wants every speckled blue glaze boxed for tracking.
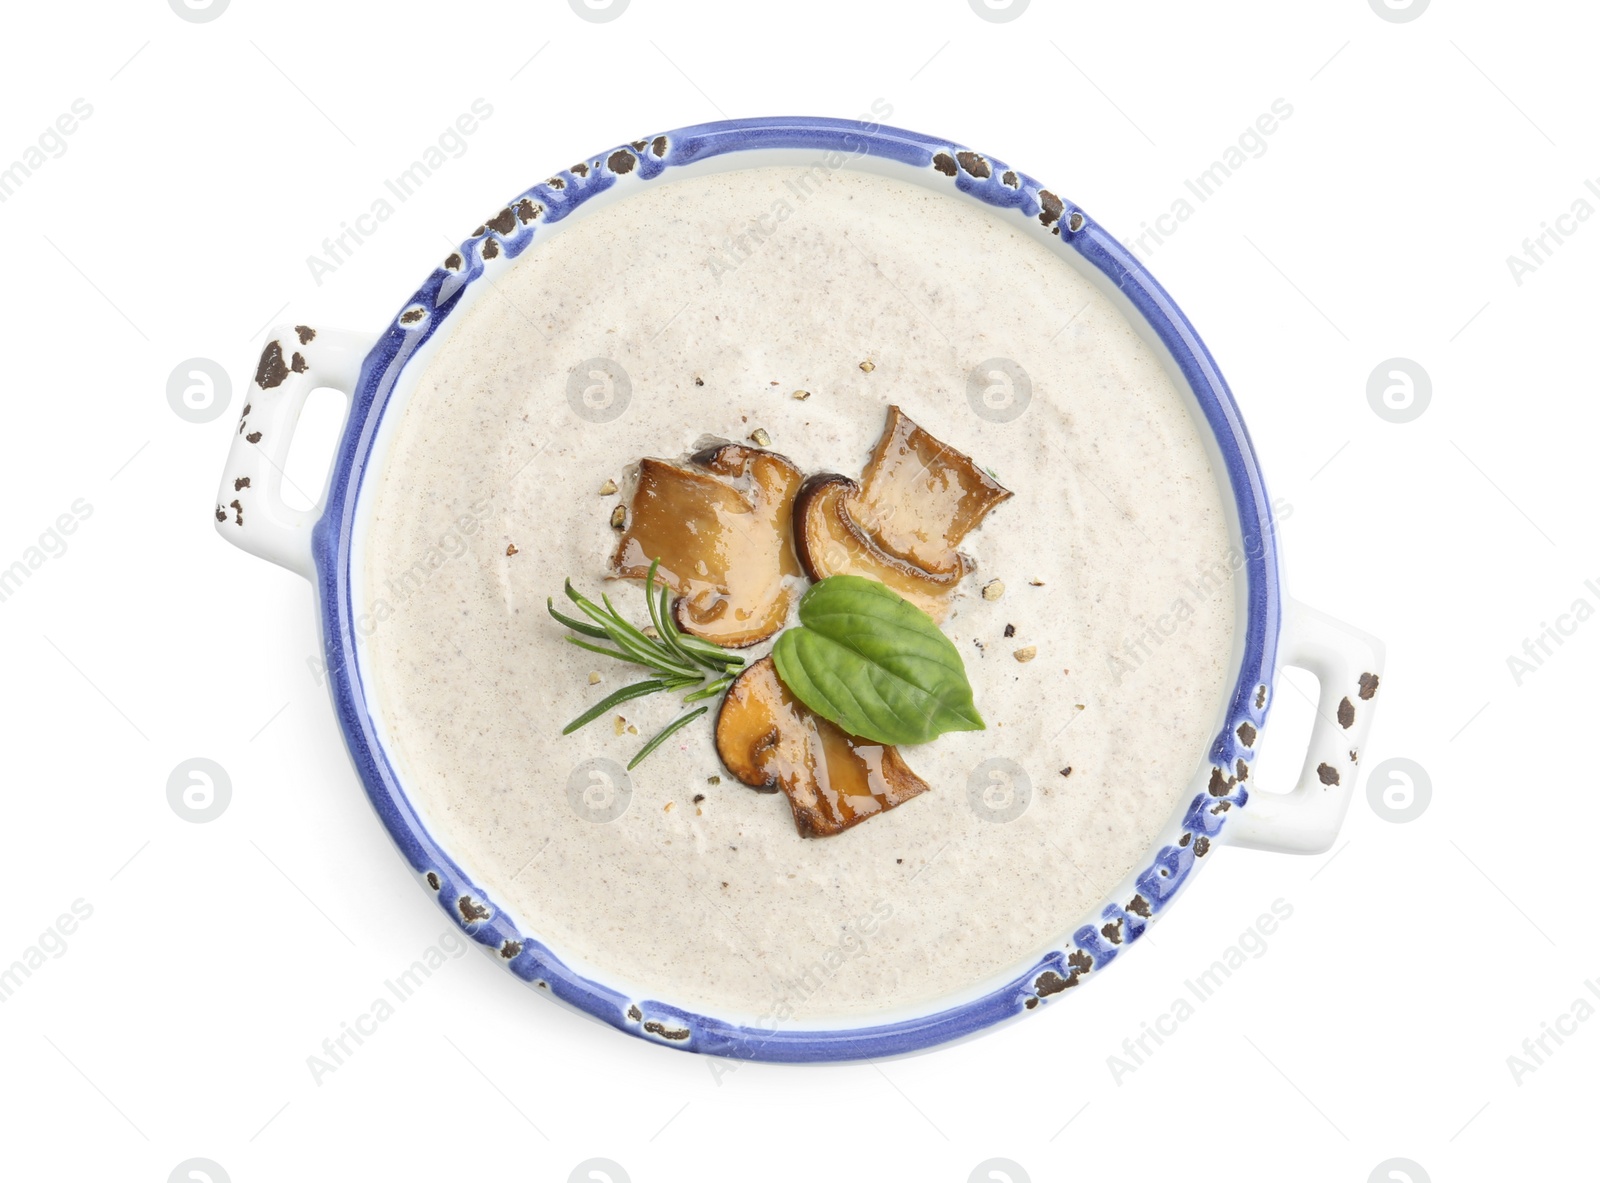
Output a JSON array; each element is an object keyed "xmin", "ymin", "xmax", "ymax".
[{"xmin": 310, "ymin": 117, "xmax": 1282, "ymax": 1063}]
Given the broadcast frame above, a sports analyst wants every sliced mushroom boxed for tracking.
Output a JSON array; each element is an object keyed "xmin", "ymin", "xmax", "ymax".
[
  {"xmin": 715, "ymin": 657, "xmax": 929, "ymax": 838},
  {"xmin": 612, "ymin": 444, "xmax": 803, "ymax": 648},
  {"xmin": 794, "ymin": 474, "xmax": 961, "ymax": 620},
  {"xmin": 860, "ymin": 405, "xmax": 1013, "ymax": 575},
  {"xmin": 793, "ymin": 406, "xmax": 1012, "ymax": 621}
]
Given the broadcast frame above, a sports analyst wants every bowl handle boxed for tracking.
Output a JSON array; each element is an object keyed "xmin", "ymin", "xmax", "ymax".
[
  {"xmin": 1225, "ymin": 599, "xmax": 1386, "ymax": 855},
  {"xmin": 212, "ymin": 325, "xmax": 374, "ymax": 580}
]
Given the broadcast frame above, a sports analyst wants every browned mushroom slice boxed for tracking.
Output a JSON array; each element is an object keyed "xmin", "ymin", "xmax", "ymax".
[
  {"xmin": 860, "ymin": 405, "xmax": 1012, "ymax": 576},
  {"xmin": 794, "ymin": 407, "xmax": 1010, "ymax": 621},
  {"xmin": 715, "ymin": 657, "xmax": 929, "ymax": 838},
  {"xmin": 794, "ymin": 474, "xmax": 961, "ymax": 621},
  {"xmin": 613, "ymin": 444, "xmax": 803, "ymax": 648}
]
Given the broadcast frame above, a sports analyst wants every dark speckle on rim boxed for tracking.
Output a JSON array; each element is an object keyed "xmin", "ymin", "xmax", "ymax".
[
  {"xmin": 1317, "ymin": 763, "xmax": 1340, "ymax": 786},
  {"xmin": 1034, "ymin": 969, "xmax": 1075, "ymax": 996},
  {"xmin": 1359, "ymin": 672, "xmax": 1380, "ymax": 700},
  {"xmin": 254, "ymin": 340, "xmax": 290, "ymax": 390},
  {"xmin": 1038, "ymin": 190, "xmax": 1064, "ymax": 226},
  {"xmin": 1101, "ymin": 920, "xmax": 1123, "ymax": 944},
  {"xmin": 1067, "ymin": 211, "xmax": 1085, "ymax": 232},
  {"xmin": 295, "ymin": 325, "xmax": 316, "ymax": 344},
  {"xmin": 228, "ymin": 499, "xmax": 244, "ymax": 526},
  {"xmin": 214, "ymin": 505, "xmax": 226, "ymax": 522},
  {"xmin": 1024, "ymin": 995, "xmax": 1038, "ymax": 1009},
  {"xmin": 1127, "ymin": 895, "xmax": 1151, "ymax": 918},
  {"xmin": 1256, "ymin": 684, "xmax": 1268, "ymax": 709},
  {"xmin": 607, "ymin": 148, "xmax": 637, "ymax": 175},
  {"xmin": 444, "ymin": 252, "xmax": 463, "ymax": 271},
  {"xmin": 1338, "ymin": 697, "xmax": 1355, "ymax": 729},
  {"xmin": 457, "ymin": 895, "xmax": 490, "ymax": 922},
  {"xmin": 514, "ymin": 198, "xmax": 541, "ymax": 224},
  {"xmin": 955, "ymin": 150, "xmax": 990, "ymax": 179},
  {"xmin": 650, "ymin": 135, "xmax": 668, "ymax": 157},
  {"xmin": 1237, "ymin": 721, "xmax": 1257, "ymax": 748},
  {"xmin": 426, "ymin": 871, "xmax": 440, "ymax": 891},
  {"xmin": 400, "ymin": 308, "xmax": 425, "ymax": 326},
  {"xmin": 570, "ymin": 163, "xmax": 589, "ymax": 178},
  {"xmin": 626, "ymin": 1004, "xmax": 642, "ymax": 1021},
  {"xmin": 291, "ymin": 351, "xmax": 307, "ymax": 374},
  {"xmin": 932, "ymin": 151, "xmax": 958, "ymax": 177},
  {"xmin": 1236, "ymin": 758, "xmax": 1248, "ymax": 781},
  {"xmin": 486, "ymin": 207, "xmax": 517, "ymax": 236},
  {"xmin": 1194, "ymin": 836, "xmax": 1211, "ymax": 857},
  {"xmin": 643, "ymin": 1019, "xmax": 690, "ymax": 1041},
  {"xmin": 482, "ymin": 237, "xmax": 500, "ymax": 260},
  {"xmin": 233, "ymin": 476, "xmax": 250, "ymax": 491},
  {"xmin": 1001, "ymin": 170, "xmax": 1019, "ymax": 188},
  {"xmin": 500, "ymin": 940, "xmax": 522, "ymax": 959},
  {"xmin": 245, "ymin": 432, "xmax": 261, "ymax": 444},
  {"xmin": 545, "ymin": 176, "xmax": 565, "ymax": 191}
]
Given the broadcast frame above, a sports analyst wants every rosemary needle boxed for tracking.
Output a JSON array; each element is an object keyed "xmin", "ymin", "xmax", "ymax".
[
  {"xmin": 562, "ymin": 677, "xmax": 693, "ymax": 736},
  {"xmin": 628, "ymin": 706, "xmax": 709, "ymax": 770}
]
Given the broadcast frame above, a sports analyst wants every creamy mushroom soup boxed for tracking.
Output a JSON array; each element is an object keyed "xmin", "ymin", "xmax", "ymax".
[{"xmin": 360, "ymin": 164, "xmax": 1237, "ymax": 1021}]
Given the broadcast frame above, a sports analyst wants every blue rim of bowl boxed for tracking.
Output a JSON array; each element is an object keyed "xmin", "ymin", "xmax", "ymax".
[{"xmin": 310, "ymin": 116, "xmax": 1282, "ymax": 1063}]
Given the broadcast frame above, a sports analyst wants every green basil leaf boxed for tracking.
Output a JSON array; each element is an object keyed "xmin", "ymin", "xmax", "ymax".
[{"xmin": 771, "ymin": 575, "xmax": 985, "ymax": 746}]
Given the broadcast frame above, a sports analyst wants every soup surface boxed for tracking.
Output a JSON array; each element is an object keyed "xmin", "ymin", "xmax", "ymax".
[{"xmin": 361, "ymin": 164, "xmax": 1237, "ymax": 1021}]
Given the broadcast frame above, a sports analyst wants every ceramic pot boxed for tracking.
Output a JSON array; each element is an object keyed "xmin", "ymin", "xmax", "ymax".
[{"xmin": 215, "ymin": 117, "xmax": 1384, "ymax": 1061}]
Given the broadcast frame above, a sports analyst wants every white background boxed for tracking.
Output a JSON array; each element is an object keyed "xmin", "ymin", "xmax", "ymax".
[{"xmin": 1, "ymin": 1, "xmax": 1592, "ymax": 1180}]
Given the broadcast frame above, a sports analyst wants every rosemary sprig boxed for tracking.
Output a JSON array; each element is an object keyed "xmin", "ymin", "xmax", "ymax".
[{"xmin": 549, "ymin": 560, "xmax": 744, "ymax": 767}]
